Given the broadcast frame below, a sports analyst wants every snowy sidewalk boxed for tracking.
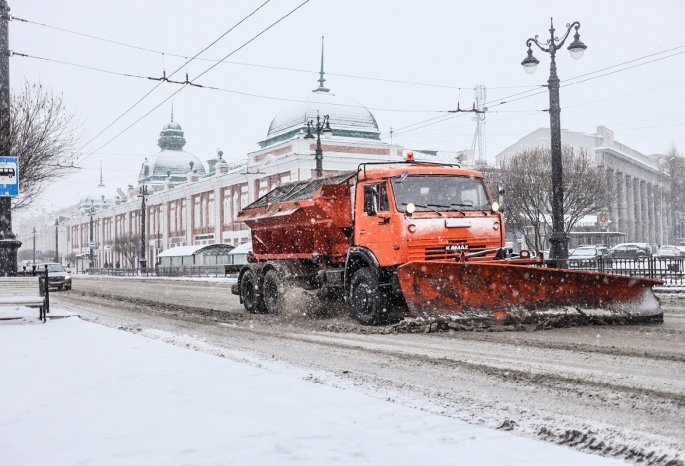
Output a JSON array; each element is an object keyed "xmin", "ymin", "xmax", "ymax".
[{"xmin": 0, "ymin": 313, "xmax": 623, "ymax": 465}]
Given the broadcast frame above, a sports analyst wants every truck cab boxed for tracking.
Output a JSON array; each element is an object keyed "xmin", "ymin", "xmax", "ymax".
[{"xmin": 354, "ymin": 164, "xmax": 504, "ymax": 268}]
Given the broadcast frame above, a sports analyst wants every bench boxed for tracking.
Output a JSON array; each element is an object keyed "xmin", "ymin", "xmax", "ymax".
[{"xmin": 0, "ymin": 270, "xmax": 50, "ymax": 323}]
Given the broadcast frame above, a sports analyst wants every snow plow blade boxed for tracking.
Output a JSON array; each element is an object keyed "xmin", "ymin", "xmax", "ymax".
[{"xmin": 396, "ymin": 262, "xmax": 663, "ymax": 326}]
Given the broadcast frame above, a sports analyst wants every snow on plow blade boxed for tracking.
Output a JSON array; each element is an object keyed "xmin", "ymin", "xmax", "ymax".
[{"xmin": 397, "ymin": 262, "xmax": 663, "ymax": 326}]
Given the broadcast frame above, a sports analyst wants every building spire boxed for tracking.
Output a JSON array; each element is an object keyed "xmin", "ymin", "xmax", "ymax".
[
  {"xmin": 98, "ymin": 160, "xmax": 104, "ymax": 187},
  {"xmin": 313, "ymin": 36, "xmax": 330, "ymax": 93}
]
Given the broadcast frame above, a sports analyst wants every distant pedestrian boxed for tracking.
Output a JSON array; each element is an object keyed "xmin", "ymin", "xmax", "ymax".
[
  {"xmin": 115, "ymin": 261, "xmax": 120, "ymax": 268},
  {"xmin": 104, "ymin": 261, "xmax": 109, "ymax": 268}
]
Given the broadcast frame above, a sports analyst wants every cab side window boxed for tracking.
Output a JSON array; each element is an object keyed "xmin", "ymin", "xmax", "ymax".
[{"xmin": 379, "ymin": 183, "xmax": 389, "ymax": 212}]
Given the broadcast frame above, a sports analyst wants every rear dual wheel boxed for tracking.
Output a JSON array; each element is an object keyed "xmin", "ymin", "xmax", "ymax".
[
  {"xmin": 240, "ymin": 268, "xmax": 284, "ymax": 314},
  {"xmin": 262, "ymin": 269, "xmax": 285, "ymax": 314},
  {"xmin": 240, "ymin": 269, "xmax": 266, "ymax": 314}
]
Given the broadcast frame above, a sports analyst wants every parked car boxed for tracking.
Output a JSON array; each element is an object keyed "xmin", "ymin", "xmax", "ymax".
[
  {"xmin": 657, "ymin": 245, "xmax": 682, "ymax": 258},
  {"xmin": 608, "ymin": 244, "xmax": 649, "ymax": 260},
  {"xmin": 569, "ymin": 246, "xmax": 610, "ymax": 266},
  {"xmin": 35, "ymin": 262, "xmax": 72, "ymax": 291},
  {"xmin": 612, "ymin": 242, "xmax": 652, "ymax": 255}
]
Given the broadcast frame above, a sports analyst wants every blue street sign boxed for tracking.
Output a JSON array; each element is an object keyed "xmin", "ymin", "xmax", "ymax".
[{"xmin": 0, "ymin": 156, "xmax": 19, "ymax": 197}]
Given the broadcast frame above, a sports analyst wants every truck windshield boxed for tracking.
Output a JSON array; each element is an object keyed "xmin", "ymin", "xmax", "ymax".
[{"xmin": 391, "ymin": 175, "xmax": 491, "ymax": 212}]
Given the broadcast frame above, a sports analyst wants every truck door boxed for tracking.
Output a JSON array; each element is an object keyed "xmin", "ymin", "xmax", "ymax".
[{"xmin": 355, "ymin": 181, "xmax": 397, "ymax": 266}]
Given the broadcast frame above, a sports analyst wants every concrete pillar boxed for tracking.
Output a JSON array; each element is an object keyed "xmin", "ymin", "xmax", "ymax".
[
  {"xmin": 615, "ymin": 171, "xmax": 625, "ymax": 235},
  {"xmin": 633, "ymin": 178, "xmax": 642, "ymax": 241},
  {"xmin": 626, "ymin": 176, "xmax": 635, "ymax": 241}
]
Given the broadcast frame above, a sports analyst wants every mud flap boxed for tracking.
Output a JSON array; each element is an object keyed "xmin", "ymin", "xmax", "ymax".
[{"xmin": 396, "ymin": 262, "xmax": 663, "ymax": 325}]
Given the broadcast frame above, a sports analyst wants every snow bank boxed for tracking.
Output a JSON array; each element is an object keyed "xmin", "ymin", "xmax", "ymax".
[{"xmin": 0, "ymin": 315, "xmax": 622, "ymax": 465}]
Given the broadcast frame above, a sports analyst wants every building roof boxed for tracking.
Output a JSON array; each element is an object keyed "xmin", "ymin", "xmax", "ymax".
[
  {"xmin": 138, "ymin": 111, "xmax": 206, "ymax": 186},
  {"xmin": 258, "ymin": 38, "xmax": 380, "ymax": 148}
]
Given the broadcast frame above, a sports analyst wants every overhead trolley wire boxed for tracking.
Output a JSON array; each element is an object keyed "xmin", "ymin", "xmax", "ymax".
[
  {"xmin": 10, "ymin": 14, "xmax": 538, "ymax": 91},
  {"xmin": 77, "ymin": 0, "xmax": 311, "ymax": 165},
  {"xmin": 74, "ymin": 0, "xmax": 273, "ymax": 152}
]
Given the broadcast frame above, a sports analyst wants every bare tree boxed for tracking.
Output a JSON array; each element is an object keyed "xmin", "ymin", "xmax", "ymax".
[
  {"xmin": 500, "ymin": 145, "xmax": 614, "ymax": 252},
  {"xmin": 5, "ymin": 80, "xmax": 83, "ymax": 210},
  {"xmin": 113, "ymin": 232, "xmax": 140, "ymax": 268}
]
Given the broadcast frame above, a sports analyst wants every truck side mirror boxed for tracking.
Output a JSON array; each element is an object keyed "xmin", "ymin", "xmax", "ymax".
[{"xmin": 363, "ymin": 184, "xmax": 378, "ymax": 217}]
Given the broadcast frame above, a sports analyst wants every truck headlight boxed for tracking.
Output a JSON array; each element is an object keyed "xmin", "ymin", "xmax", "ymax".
[
  {"xmin": 65, "ymin": 275, "xmax": 71, "ymax": 281},
  {"xmin": 492, "ymin": 222, "xmax": 500, "ymax": 230},
  {"xmin": 408, "ymin": 224, "xmax": 417, "ymax": 233}
]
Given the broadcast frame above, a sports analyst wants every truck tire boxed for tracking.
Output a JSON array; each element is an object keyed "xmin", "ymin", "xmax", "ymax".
[
  {"xmin": 349, "ymin": 268, "xmax": 389, "ymax": 325},
  {"xmin": 262, "ymin": 269, "xmax": 285, "ymax": 314},
  {"xmin": 240, "ymin": 269, "xmax": 266, "ymax": 314}
]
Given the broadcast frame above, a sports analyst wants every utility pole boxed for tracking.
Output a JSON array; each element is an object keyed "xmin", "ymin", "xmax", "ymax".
[{"xmin": 0, "ymin": 0, "xmax": 20, "ymax": 276}]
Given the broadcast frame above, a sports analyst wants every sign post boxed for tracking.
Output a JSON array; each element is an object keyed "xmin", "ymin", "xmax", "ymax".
[{"xmin": 0, "ymin": 3, "xmax": 21, "ymax": 277}]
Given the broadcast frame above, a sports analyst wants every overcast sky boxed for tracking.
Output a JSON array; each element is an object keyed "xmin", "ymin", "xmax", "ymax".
[{"xmin": 10, "ymin": 0, "xmax": 685, "ymax": 217}]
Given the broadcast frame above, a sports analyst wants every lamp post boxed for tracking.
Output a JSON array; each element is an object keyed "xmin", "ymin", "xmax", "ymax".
[
  {"xmin": 32, "ymin": 226, "xmax": 36, "ymax": 264},
  {"xmin": 522, "ymin": 19, "xmax": 587, "ymax": 267},
  {"xmin": 138, "ymin": 185, "xmax": 149, "ymax": 269},
  {"xmin": 89, "ymin": 200, "xmax": 94, "ymax": 268},
  {"xmin": 54, "ymin": 219, "xmax": 59, "ymax": 264},
  {"xmin": 304, "ymin": 113, "xmax": 333, "ymax": 178}
]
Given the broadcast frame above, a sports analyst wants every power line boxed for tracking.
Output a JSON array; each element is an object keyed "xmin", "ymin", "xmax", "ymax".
[
  {"xmin": 11, "ymin": 14, "xmax": 537, "ymax": 91},
  {"xmin": 75, "ymin": 0, "xmax": 273, "ymax": 152},
  {"xmin": 13, "ymin": 52, "xmax": 448, "ymax": 113},
  {"xmin": 78, "ymin": 0, "xmax": 311, "ymax": 165}
]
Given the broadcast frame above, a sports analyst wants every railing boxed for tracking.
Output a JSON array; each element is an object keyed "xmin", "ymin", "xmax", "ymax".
[
  {"xmin": 86, "ymin": 265, "xmax": 240, "ymax": 278},
  {"xmin": 568, "ymin": 256, "xmax": 684, "ymax": 286}
]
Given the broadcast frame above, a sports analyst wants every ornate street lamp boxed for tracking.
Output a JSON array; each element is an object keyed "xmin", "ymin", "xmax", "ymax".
[
  {"xmin": 304, "ymin": 113, "xmax": 333, "ymax": 178},
  {"xmin": 32, "ymin": 227, "xmax": 36, "ymax": 264},
  {"xmin": 522, "ymin": 19, "xmax": 587, "ymax": 267},
  {"xmin": 138, "ymin": 185, "xmax": 150, "ymax": 270}
]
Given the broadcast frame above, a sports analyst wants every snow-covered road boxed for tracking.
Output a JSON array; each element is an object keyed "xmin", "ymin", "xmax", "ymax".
[{"xmin": 0, "ymin": 312, "xmax": 622, "ymax": 466}]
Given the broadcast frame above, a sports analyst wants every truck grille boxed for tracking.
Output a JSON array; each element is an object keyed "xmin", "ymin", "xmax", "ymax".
[{"xmin": 407, "ymin": 241, "xmax": 487, "ymax": 262}]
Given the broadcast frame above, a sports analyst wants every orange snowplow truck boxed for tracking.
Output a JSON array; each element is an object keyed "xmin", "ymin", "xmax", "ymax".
[{"xmin": 233, "ymin": 160, "xmax": 662, "ymax": 326}]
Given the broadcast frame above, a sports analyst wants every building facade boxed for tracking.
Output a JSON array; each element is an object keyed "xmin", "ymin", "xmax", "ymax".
[{"xmin": 495, "ymin": 126, "xmax": 674, "ymax": 248}]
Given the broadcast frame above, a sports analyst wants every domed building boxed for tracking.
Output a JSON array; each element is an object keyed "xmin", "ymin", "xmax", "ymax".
[
  {"xmin": 138, "ymin": 110, "xmax": 206, "ymax": 191},
  {"xmin": 257, "ymin": 40, "xmax": 381, "ymax": 149},
  {"xmin": 78, "ymin": 163, "xmax": 123, "ymax": 214}
]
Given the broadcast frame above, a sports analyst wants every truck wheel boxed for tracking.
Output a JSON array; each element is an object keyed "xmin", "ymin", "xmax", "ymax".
[
  {"xmin": 349, "ymin": 268, "xmax": 388, "ymax": 325},
  {"xmin": 262, "ymin": 269, "xmax": 285, "ymax": 314},
  {"xmin": 240, "ymin": 269, "xmax": 265, "ymax": 314}
]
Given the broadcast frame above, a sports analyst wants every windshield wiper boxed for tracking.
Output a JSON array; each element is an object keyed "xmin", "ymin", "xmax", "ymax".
[
  {"xmin": 402, "ymin": 202, "xmax": 444, "ymax": 216},
  {"xmin": 450, "ymin": 203, "xmax": 488, "ymax": 216}
]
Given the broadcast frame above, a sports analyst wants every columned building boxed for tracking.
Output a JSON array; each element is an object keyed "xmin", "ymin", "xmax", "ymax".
[{"xmin": 495, "ymin": 126, "xmax": 672, "ymax": 248}]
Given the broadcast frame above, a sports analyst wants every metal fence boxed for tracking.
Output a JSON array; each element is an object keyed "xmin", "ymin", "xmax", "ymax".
[
  {"xmin": 86, "ymin": 265, "xmax": 242, "ymax": 278},
  {"xmin": 568, "ymin": 257, "xmax": 684, "ymax": 286}
]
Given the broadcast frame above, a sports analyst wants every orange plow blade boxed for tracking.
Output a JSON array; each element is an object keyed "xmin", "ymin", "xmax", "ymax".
[{"xmin": 396, "ymin": 262, "xmax": 663, "ymax": 326}]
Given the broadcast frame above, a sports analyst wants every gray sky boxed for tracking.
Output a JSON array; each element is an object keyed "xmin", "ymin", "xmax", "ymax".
[{"xmin": 10, "ymin": 0, "xmax": 685, "ymax": 216}]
